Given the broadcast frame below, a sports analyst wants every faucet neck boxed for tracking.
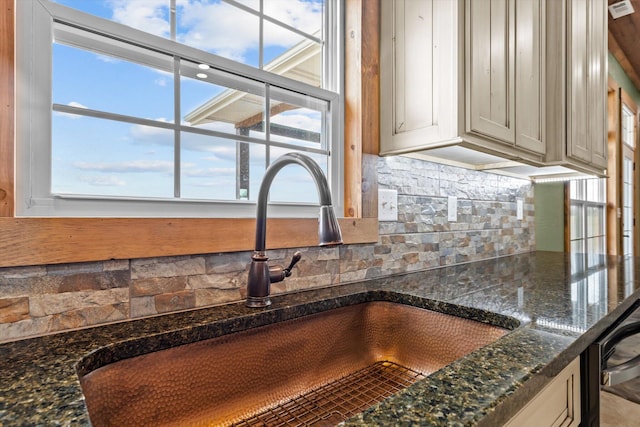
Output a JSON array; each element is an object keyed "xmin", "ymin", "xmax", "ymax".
[{"xmin": 254, "ymin": 153, "xmax": 334, "ymax": 252}]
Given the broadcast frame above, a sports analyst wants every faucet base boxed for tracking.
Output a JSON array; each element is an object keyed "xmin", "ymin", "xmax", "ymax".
[{"xmin": 246, "ymin": 296, "xmax": 271, "ymax": 308}]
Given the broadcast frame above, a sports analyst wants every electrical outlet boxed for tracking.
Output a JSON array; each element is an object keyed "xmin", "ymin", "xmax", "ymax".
[
  {"xmin": 378, "ymin": 189, "xmax": 398, "ymax": 221},
  {"xmin": 516, "ymin": 199, "xmax": 524, "ymax": 220},
  {"xmin": 447, "ymin": 196, "xmax": 457, "ymax": 222}
]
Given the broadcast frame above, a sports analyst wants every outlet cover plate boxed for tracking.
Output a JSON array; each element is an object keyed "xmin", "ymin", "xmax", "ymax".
[
  {"xmin": 448, "ymin": 196, "xmax": 457, "ymax": 222},
  {"xmin": 516, "ymin": 199, "xmax": 524, "ymax": 220},
  {"xmin": 378, "ymin": 189, "xmax": 398, "ymax": 221}
]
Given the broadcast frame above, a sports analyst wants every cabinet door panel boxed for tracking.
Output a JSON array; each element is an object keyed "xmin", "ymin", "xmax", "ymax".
[
  {"xmin": 589, "ymin": 0, "xmax": 607, "ymax": 169},
  {"xmin": 505, "ymin": 358, "xmax": 581, "ymax": 427},
  {"xmin": 567, "ymin": 0, "xmax": 591, "ymax": 163},
  {"xmin": 380, "ymin": 0, "xmax": 458, "ymax": 154},
  {"xmin": 467, "ymin": 0, "xmax": 515, "ymax": 143},
  {"xmin": 394, "ymin": 0, "xmax": 434, "ymax": 134},
  {"xmin": 515, "ymin": 0, "xmax": 545, "ymax": 154}
]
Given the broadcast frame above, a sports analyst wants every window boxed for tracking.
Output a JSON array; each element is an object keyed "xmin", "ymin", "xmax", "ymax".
[
  {"xmin": 622, "ymin": 104, "xmax": 636, "ymax": 149},
  {"xmin": 621, "ymin": 102, "xmax": 636, "ymax": 258},
  {"xmin": 16, "ymin": 0, "xmax": 343, "ymax": 217},
  {"xmin": 569, "ymin": 178, "xmax": 606, "ymax": 273}
]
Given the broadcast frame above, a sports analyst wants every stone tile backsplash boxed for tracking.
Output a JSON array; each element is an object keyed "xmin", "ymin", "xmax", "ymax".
[{"xmin": 0, "ymin": 156, "xmax": 534, "ymax": 342}]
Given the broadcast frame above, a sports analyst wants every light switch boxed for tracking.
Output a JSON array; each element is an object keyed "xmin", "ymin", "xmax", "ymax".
[
  {"xmin": 447, "ymin": 196, "xmax": 457, "ymax": 222},
  {"xmin": 378, "ymin": 189, "xmax": 398, "ymax": 221}
]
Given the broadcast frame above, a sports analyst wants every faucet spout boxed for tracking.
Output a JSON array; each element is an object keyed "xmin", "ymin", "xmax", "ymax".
[{"xmin": 246, "ymin": 153, "xmax": 343, "ymax": 308}]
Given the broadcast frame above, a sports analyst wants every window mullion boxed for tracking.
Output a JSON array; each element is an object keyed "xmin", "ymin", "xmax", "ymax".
[
  {"xmin": 259, "ymin": 0, "xmax": 264, "ymax": 69},
  {"xmin": 174, "ymin": 56, "xmax": 181, "ymax": 198},
  {"xmin": 265, "ymin": 82, "xmax": 271, "ymax": 171}
]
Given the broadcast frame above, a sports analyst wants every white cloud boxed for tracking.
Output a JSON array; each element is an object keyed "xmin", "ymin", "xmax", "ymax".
[
  {"xmin": 128, "ymin": 122, "xmax": 174, "ymax": 146},
  {"xmin": 79, "ymin": 175, "xmax": 127, "ymax": 187},
  {"xmin": 154, "ymin": 77, "xmax": 169, "ymax": 87},
  {"xmin": 199, "ymin": 145, "xmax": 238, "ymax": 161},
  {"xmin": 271, "ymin": 111, "xmax": 321, "ymax": 133},
  {"xmin": 108, "ymin": 0, "xmax": 171, "ymax": 38},
  {"xmin": 73, "ymin": 160, "xmax": 174, "ymax": 174},
  {"xmin": 183, "ymin": 166, "xmax": 235, "ymax": 178},
  {"xmin": 106, "ymin": 0, "xmax": 322, "ymax": 62}
]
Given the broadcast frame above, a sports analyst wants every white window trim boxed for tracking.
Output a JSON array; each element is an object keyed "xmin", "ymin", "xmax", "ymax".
[{"xmin": 16, "ymin": 0, "xmax": 344, "ymax": 218}]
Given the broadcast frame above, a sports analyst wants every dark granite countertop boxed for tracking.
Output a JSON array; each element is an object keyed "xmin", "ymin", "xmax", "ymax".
[{"xmin": 2, "ymin": 251, "xmax": 640, "ymax": 426}]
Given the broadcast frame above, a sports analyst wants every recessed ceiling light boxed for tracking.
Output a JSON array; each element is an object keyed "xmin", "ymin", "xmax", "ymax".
[
  {"xmin": 198, "ymin": 64, "xmax": 210, "ymax": 70},
  {"xmin": 196, "ymin": 73, "xmax": 207, "ymax": 79}
]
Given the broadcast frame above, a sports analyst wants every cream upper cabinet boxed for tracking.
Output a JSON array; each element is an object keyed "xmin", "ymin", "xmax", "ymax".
[
  {"xmin": 380, "ymin": 0, "xmax": 459, "ymax": 153},
  {"xmin": 467, "ymin": 0, "xmax": 516, "ymax": 143},
  {"xmin": 380, "ymin": 0, "xmax": 546, "ymax": 162},
  {"xmin": 546, "ymin": 0, "xmax": 608, "ymax": 175},
  {"xmin": 381, "ymin": 0, "xmax": 608, "ymax": 177}
]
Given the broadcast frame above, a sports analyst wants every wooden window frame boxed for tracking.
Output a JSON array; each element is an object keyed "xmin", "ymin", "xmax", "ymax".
[
  {"xmin": 0, "ymin": 0, "xmax": 379, "ymax": 267},
  {"xmin": 605, "ymin": 78, "xmax": 640, "ymax": 258}
]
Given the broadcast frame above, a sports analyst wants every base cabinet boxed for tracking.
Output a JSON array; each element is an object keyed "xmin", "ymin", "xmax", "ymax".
[{"xmin": 505, "ymin": 358, "xmax": 581, "ymax": 427}]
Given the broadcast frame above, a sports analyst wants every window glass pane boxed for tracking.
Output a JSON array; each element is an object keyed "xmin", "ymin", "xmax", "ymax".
[
  {"xmin": 248, "ymin": 144, "xmax": 267, "ymax": 201},
  {"xmin": 570, "ymin": 179, "xmax": 582, "ymax": 200},
  {"xmin": 570, "ymin": 178, "xmax": 607, "ymax": 272},
  {"xmin": 571, "ymin": 204, "xmax": 584, "ymax": 239},
  {"xmin": 180, "ymin": 133, "xmax": 240, "ymax": 200},
  {"xmin": 622, "ymin": 104, "xmax": 635, "ymax": 148},
  {"xmin": 263, "ymin": 22, "xmax": 322, "ymax": 86},
  {"xmin": 182, "ymin": 63, "xmax": 266, "ymax": 140},
  {"xmin": 269, "ymin": 88, "xmax": 327, "ymax": 150},
  {"xmin": 53, "ymin": 38, "xmax": 174, "ymax": 122},
  {"xmin": 263, "ymin": 0, "xmax": 325, "ymax": 34},
  {"xmin": 570, "ymin": 242, "xmax": 585, "ymax": 274},
  {"xmin": 586, "ymin": 206, "xmax": 603, "ymax": 238},
  {"xmin": 177, "ymin": 2, "xmax": 260, "ymax": 67},
  {"xmin": 52, "ymin": 115, "xmax": 174, "ymax": 198},
  {"xmin": 586, "ymin": 179, "xmax": 596, "ymax": 202},
  {"xmin": 267, "ymin": 148, "xmax": 328, "ymax": 203},
  {"xmin": 52, "ymin": 0, "xmax": 171, "ymax": 35},
  {"xmin": 586, "ymin": 237, "xmax": 605, "ymax": 269}
]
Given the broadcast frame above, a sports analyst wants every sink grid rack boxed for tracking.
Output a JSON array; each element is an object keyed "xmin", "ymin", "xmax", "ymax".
[{"xmin": 232, "ymin": 360, "xmax": 426, "ymax": 426}]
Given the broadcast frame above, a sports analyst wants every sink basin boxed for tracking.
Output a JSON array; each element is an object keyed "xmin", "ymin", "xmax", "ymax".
[{"xmin": 79, "ymin": 301, "xmax": 508, "ymax": 426}]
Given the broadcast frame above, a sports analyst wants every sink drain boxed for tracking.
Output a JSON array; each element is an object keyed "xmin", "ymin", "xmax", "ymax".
[{"xmin": 232, "ymin": 361, "xmax": 425, "ymax": 426}]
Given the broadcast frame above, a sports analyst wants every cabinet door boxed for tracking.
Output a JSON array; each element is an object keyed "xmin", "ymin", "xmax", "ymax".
[
  {"xmin": 505, "ymin": 358, "xmax": 581, "ymax": 427},
  {"xmin": 588, "ymin": 0, "xmax": 608, "ymax": 170},
  {"xmin": 567, "ymin": 0, "xmax": 591, "ymax": 163},
  {"xmin": 567, "ymin": 0, "xmax": 607, "ymax": 169},
  {"xmin": 379, "ymin": 0, "xmax": 458, "ymax": 154},
  {"xmin": 467, "ymin": 0, "xmax": 516, "ymax": 143},
  {"xmin": 393, "ymin": 0, "xmax": 434, "ymax": 135},
  {"xmin": 515, "ymin": 0, "xmax": 545, "ymax": 155}
]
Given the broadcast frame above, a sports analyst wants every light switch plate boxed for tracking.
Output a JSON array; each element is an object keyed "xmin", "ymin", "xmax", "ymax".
[
  {"xmin": 447, "ymin": 196, "xmax": 457, "ymax": 222},
  {"xmin": 378, "ymin": 189, "xmax": 398, "ymax": 221},
  {"xmin": 516, "ymin": 199, "xmax": 524, "ymax": 220}
]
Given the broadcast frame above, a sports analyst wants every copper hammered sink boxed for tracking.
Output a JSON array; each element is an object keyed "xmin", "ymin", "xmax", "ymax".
[{"xmin": 79, "ymin": 301, "xmax": 508, "ymax": 426}]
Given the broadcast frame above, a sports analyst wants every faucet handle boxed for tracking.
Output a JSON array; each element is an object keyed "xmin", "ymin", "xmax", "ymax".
[
  {"xmin": 268, "ymin": 251, "xmax": 302, "ymax": 284},
  {"xmin": 283, "ymin": 251, "xmax": 302, "ymax": 277}
]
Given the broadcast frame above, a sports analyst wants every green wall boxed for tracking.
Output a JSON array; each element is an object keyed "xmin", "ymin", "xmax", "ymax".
[
  {"xmin": 609, "ymin": 52, "xmax": 640, "ymax": 103},
  {"xmin": 534, "ymin": 182, "xmax": 565, "ymax": 252}
]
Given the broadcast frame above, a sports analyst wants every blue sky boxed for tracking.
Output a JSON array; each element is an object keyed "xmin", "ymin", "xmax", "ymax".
[{"xmin": 50, "ymin": 0, "xmax": 327, "ymax": 204}]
